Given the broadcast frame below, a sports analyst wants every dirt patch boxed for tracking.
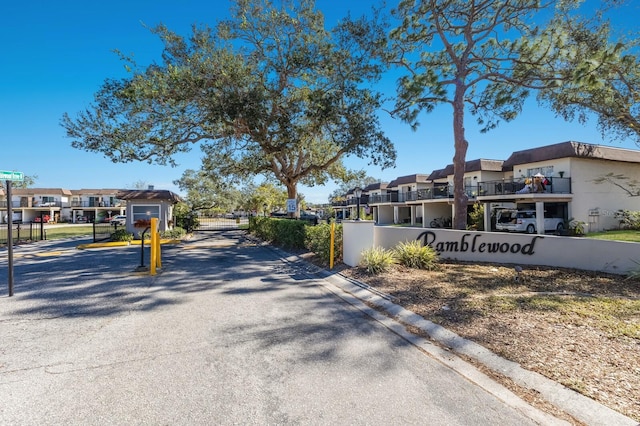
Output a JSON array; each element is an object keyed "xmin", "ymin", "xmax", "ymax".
[{"xmin": 337, "ymin": 260, "xmax": 640, "ymax": 423}]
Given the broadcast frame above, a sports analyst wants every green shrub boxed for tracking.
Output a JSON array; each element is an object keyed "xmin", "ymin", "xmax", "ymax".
[
  {"xmin": 111, "ymin": 229, "xmax": 133, "ymax": 242},
  {"xmin": 394, "ymin": 240, "xmax": 439, "ymax": 270},
  {"xmin": 173, "ymin": 203, "xmax": 199, "ymax": 232},
  {"xmin": 250, "ymin": 217, "xmax": 307, "ymax": 249},
  {"xmin": 615, "ymin": 210, "xmax": 640, "ymax": 230},
  {"xmin": 360, "ymin": 246, "xmax": 396, "ymax": 274},
  {"xmin": 568, "ymin": 218, "xmax": 586, "ymax": 236},
  {"xmin": 468, "ymin": 202, "xmax": 484, "ymax": 231},
  {"xmin": 161, "ymin": 227, "xmax": 187, "ymax": 239},
  {"xmin": 305, "ymin": 223, "xmax": 343, "ymax": 265}
]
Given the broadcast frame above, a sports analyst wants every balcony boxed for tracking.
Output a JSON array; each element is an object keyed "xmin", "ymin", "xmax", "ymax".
[
  {"xmin": 1, "ymin": 200, "xmax": 62, "ymax": 208},
  {"xmin": 70, "ymin": 200, "xmax": 122, "ymax": 208},
  {"xmin": 347, "ymin": 195, "xmax": 370, "ymax": 206},
  {"xmin": 31, "ymin": 201, "xmax": 62, "ymax": 208},
  {"xmin": 367, "ymin": 193, "xmax": 395, "ymax": 204},
  {"xmin": 478, "ymin": 177, "xmax": 571, "ymax": 196}
]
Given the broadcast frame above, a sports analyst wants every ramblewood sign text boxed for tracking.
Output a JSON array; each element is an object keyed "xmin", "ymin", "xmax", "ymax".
[{"xmin": 417, "ymin": 231, "xmax": 544, "ymax": 256}]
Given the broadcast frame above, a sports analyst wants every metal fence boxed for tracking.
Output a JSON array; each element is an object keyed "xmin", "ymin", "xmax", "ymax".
[
  {"xmin": 196, "ymin": 216, "xmax": 250, "ymax": 231},
  {"xmin": 0, "ymin": 222, "xmax": 45, "ymax": 246},
  {"xmin": 0, "ymin": 221, "xmax": 117, "ymax": 247},
  {"xmin": 93, "ymin": 222, "xmax": 115, "ymax": 242}
]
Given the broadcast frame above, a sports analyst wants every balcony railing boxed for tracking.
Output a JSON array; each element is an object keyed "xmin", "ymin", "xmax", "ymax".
[
  {"xmin": 70, "ymin": 201, "xmax": 122, "ymax": 208},
  {"xmin": 0, "ymin": 200, "xmax": 62, "ymax": 208},
  {"xmin": 347, "ymin": 195, "xmax": 370, "ymax": 206},
  {"xmin": 478, "ymin": 177, "xmax": 571, "ymax": 196},
  {"xmin": 331, "ymin": 177, "xmax": 572, "ymax": 207},
  {"xmin": 31, "ymin": 201, "xmax": 62, "ymax": 208},
  {"xmin": 367, "ymin": 194, "xmax": 394, "ymax": 204},
  {"xmin": 365, "ymin": 187, "xmax": 457, "ymax": 204}
]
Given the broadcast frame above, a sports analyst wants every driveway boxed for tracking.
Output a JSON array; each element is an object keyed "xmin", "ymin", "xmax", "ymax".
[{"xmin": 0, "ymin": 231, "xmax": 562, "ymax": 425}]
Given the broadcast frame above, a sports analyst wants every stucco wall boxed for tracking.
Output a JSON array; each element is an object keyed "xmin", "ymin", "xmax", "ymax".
[
  {"xmin": 377, "ymin": 206, "xmax": 394, "ymax": 224},
  {"xmin": 569, "ymin": 158, "xmax": 640, "ymax": 232},
  {"xmin": 343, "ymin": 220, "xmax": 375, "ymax": 267},
  {"xmin": 421, "ymin": 203, "xmax": 452, "ymax": 227},
  {"xmin": 342, "ymin": 223, "xmax": 638, "ymax": 275}
]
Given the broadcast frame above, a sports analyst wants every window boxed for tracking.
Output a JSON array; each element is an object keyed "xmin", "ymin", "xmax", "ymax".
[
  {"xmin": 527, "ymin": 166, "xmax": 554, "ymax": 177},
  {"xmin": 132, "ymin": 205, "xmax": 160, "ymax": 222}
]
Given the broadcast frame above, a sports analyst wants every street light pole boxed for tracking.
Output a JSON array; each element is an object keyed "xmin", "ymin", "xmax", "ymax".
[{"xmin": 354, "ymin": 187, "xmax": 362, "ymax": 221}]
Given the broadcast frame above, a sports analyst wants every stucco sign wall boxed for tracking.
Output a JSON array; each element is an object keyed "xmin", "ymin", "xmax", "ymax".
[{"xmin": 342, "ymin": 223, "xmax": 639, "ymax": 275}]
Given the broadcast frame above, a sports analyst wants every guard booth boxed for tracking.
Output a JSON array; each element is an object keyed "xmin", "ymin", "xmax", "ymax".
[{"xmin": 115, "ymin": 189, "xmax": 182, "ymax": 234}]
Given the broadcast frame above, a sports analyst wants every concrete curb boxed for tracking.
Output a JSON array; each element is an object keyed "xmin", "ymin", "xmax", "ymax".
[{"xmin": 272, "ymin": 247, "xmax": 638, "ymax": 426}]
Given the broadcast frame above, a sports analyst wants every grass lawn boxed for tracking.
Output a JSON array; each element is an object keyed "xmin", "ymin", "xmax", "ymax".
[
  {"xmin": 585, "ymin": 229, "xmax": 640, "ymax": 242},
  {"xmin": 44, "ymin": 225, "xmax": 96, "ymax": 240}
]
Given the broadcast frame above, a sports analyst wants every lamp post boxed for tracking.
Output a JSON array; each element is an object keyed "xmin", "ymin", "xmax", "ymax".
[{"xmin": 354, "ymin": 187, "xmax": 362, "ymax": 221}]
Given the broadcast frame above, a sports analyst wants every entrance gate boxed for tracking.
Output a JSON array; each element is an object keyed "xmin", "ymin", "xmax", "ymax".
[{"xmin": 195, "ymin": 216, "xmax": 250, "ymax": 231}]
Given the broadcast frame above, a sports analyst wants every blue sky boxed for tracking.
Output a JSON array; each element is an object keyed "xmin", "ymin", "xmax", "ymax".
[{"xmin": 2, "ymin": 1, "xmax": 638, "ymax": 204}]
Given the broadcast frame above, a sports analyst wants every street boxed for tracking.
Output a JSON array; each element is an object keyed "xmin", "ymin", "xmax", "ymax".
[{"xmin": 0, "ymin": 231, "xmax": 561, "ymax": 425}]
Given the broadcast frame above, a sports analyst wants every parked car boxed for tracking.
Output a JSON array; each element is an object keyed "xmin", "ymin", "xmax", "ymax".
[
  {"xmin": 496, "ymin": 209, "xmax": 564, "ymax": 234},
  {"xmin": 111, "ymin": 215, "xmax": 127, "ymax": 226},
  {"xmin": 270, "ymin": 212, "xmax": 288, "ymax": 218},
  {"xmin": 299, "ymin": 212, "xmax": 319, "ymax": 223}
]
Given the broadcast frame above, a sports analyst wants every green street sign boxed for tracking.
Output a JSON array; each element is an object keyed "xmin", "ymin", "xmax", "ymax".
[{"xmin": 0, "ymin": 170, "xmax": 24, "ymax": 181}]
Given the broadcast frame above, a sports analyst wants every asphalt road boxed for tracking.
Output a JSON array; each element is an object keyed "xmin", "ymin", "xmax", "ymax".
[{"xmin": 0, "ymin": 231, "xmax": 562, "ymax": 425}]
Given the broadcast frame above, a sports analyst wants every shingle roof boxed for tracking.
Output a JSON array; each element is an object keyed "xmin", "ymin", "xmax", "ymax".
[
  {"xmin": 426, "ymin": 159, "xmax": 502, "ymax": 180},
  {"xmin": 116, "ymin": 190, "xmax": 182, "ymax": 203},
  {"xmin": 387, "ymin": 174, "xmax": 430, "ymax": 188},
  {"xmin": 363, "ymin": 182, "xmax": 388, "ymax": 192},
  {"xmin": 502, "ymin": 141, "xmax": 640, "ymax": 170},
  {"xmin": 0, "ymin": 188, "xmax": 73, "ymax": 197},
  {"xmin": 71, "ymin": 189, "xmax": 125, "ymax": 196}
]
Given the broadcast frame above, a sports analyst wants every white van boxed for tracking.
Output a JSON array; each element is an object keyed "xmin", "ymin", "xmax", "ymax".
[{"xmin": 496, "ymin": 209, "xmax": 564, "ymax": 234}]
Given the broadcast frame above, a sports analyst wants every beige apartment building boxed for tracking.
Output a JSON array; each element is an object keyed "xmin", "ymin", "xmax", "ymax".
[
  {"xmin": 0, "ymin": 187, "xmax": 181, "ymax": 233},
  {"xmin": 333, "ymin": 141, "xmax": 640, "ymax": 234}
]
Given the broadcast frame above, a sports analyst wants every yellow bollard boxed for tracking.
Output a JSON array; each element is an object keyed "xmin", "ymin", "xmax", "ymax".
[
  {"xmin": 150, "ymin": 218, "xmax": 158, "ymax": 275},
  {"xmin": 156, "ymin": 229, "xmax": 162, "ymax": 269},
  {"xmin": 330, "ymin": 222, "xmax": 335, "ymax": 270}
]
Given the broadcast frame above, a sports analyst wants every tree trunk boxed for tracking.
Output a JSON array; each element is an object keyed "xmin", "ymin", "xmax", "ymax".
[{"xmin": 452, "ymin": 84, "xmax": 469, "ymax": 230}]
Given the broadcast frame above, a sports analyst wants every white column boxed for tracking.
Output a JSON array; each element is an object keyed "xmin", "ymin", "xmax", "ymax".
[
  {"xmin": 483, "ymin": 202, "xmax": 491, "ymax": 232},
  {"xmin": 535, "ymin": 202, "xmax": 545, "ymax": 234},
  {"xmin": 342, "ymin": 220, "xmax": 375, "ymax": 267}
]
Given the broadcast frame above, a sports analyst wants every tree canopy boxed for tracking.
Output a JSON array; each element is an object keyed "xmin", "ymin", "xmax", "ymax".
[
  {"xmin": 328, "ymin": 172, "xmax": 380, "ymax": 202},
  {"xmin": 534, "ymin": 2, "xmax": 640, "ymax": 145},
  {"xmin": 62, "ymin": 0, "xmax": 396, "ymax": 210},
  {"xmin": 387, "ymin": 0, "xmax": 635, "ymax": 229},
  {"xmin": 173, "ymin": 169, "xmax": 241, "ymax": 213}
]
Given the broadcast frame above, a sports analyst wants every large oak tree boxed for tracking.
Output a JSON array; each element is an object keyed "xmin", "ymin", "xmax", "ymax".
[{"xmin": 62, "ymin": 0, "xmax": 395, "ymax": 210}]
